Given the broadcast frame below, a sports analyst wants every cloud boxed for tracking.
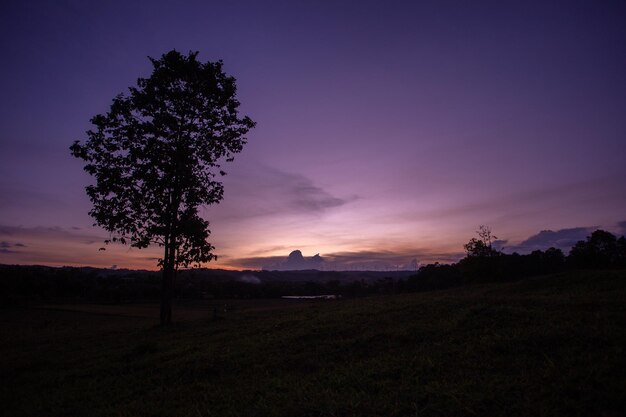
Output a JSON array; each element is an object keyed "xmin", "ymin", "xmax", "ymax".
[
  {"xmin": 0, "ymin": 225, "xmax": 104, "ymax": 242},
  {"xmin": 230, "ymin": 250, "xmax": 323, "ymax": 271},
  {"xmin": 321, "ymin": 250, "xmax": 460, "ymax": 270},
  {"xmin": 264, "ymin": 168, "xmax": 357, "ymax": 214},
  {"xmin": 210, "ymin": 164, "xmax": 357, "ymax": 222},
  {"xmin": 616, "ymin": 221, "xmax": 626, "ymax": 236},
  {"xmin": 0, "ymin": 182, "xmax": 68, "ymax": 211},
  {"xmin": 0, "ymin": 224, "xmax": 161, "ymax": 269},
  {"xmin": 229, "ymin": 248, "xmax": 462, "ymax": 271},
  {"xmin": 492, "ymin": 239, "xmax": 508, "ymax": 252},
  {"xmin": 504, "ymin": 227, "xmax": 595, "ymax": 254},
  {"xmin": 289, "ymin": 180, "xmax": 346, "ymax": 212},
  {"xmin": 275, "ymin": 250, "xmax": 324, "ymax": 270},
  {"xmin": 0, "ymin": 240, "xmax": 27, "ymax": 253},
  {"xmin": 387, "ymin": 176, "xmax": 626, "ymax": 225},
  {"xmin": 231, "ymin": 255, "xmax": 284, "ymax": 270},
  {"xmin": 246, "ymin": 245, "xmax": 291, "ymax": 256}
]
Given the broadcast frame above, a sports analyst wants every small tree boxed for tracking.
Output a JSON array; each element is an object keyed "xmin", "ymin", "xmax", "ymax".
[
  {"xmin": 464, "ymin": 225, "xmax": 500, "ymax": 257},
  {"xmin": 71, "ymin": 50, "xmax": 255, "ymax": 325},
  {"xmin": 460, "ymin": 225, "xmax": 502, "ymax": 281}
]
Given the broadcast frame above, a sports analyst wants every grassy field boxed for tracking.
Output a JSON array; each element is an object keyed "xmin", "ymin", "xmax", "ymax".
[{"xmin": 1, "ymin": 270, "xmax": 625, "ymax": 416}]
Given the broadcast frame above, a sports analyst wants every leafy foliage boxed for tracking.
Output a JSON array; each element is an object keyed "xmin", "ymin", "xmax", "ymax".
[
  {"xmin": 463, "ymin": 225, "xmax": 500, "ymax": 257},
  {"xmin": 568, "ymin": 229, "xmax": 626, "ymax": 268},
  {"xmin": 71, "ymin": 50, "xmax": 254, "ymax": 324},
  {"xmin": 71, "ymin": 50, "xmax": 254, "ymax": 268}
]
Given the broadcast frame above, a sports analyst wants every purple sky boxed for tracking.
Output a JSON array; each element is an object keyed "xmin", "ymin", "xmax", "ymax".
[{"xmin": 1, "ymin": 0, "xmax": 625, "ymax": 270}]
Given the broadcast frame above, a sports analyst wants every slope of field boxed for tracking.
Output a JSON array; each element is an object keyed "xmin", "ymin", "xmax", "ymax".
[{"xmin": 1, "ymin": 270, "xmax": 625, "ymax": 416}]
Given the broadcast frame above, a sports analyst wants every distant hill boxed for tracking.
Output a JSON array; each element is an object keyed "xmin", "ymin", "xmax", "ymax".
[
  {"xmin": 0, "ymin": 264, "xmax": 417, "ymax": 305},
  {"xmin": 0, "ymin": 263, "xmax": 415, "ymax": 282}
]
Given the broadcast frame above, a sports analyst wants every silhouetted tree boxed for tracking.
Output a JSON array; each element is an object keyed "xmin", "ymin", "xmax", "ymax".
[
  {"xmin": 618, "ymin": 236, "xmax": 626, "ymax": 267},
  {"xmin": 406, "ymin": 263, "xmax": 465, "ymax": 291},
  {"xmin": 460, "ymin": 226, "xmax": 504, "ymax": 281},
  {"xmin": 70, "ymin": 50, "xmax": 255, "ymax": 325},
  {"xmin": 543, "ymin": 247, "xmax": 566, "ymax": 272},
  {"xmin": 463, "ymin": 225, "xmax": 500, "ymax": 257},
  {"xmin": 568, "ymin": 230, "xmax": 621, "ymax": 268}
]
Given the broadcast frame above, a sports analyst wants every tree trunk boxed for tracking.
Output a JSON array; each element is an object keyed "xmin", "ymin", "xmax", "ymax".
[
  {"xmin": 160, "ymin": 240, "xmax": 174, "ymax": 326},
  {"xmin": 160, "ymin": 266, "xmax": 173, "ymax": 325}
]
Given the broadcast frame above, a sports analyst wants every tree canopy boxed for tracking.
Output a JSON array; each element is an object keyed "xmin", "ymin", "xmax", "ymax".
[
  {"xmin": 71, "ymin": 50, "xmax": 255, "ymax": 324},
  {"xmin": 569, "ymin": 229, "xmax": 626, "ymax": 268},
  {"xmin": 463, "ymin": 225, "xmax": 500, "ymax": 257}
]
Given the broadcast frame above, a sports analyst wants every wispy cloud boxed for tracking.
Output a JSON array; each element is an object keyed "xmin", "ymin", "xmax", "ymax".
[
  {"xmin": 209, "ymin": 164, "xmax": 357, "ymax": 223},
  {"xmin": 228, "ymin": 247, "xmax": 462, "ymax": 271},
  {"xmin": 410, "ymin": 176, "xmax": 626, "ymax": 223},
  {"xmin": 0, "ymin": 240, "xmax": 26, "ymax": 254},
  {"xmin": 0, "ymin": 224, "xmax": 161, "ymax": 269},
  {"xmin": 0, "ymin": 225, "xmax": 103, "ymax": 242},
  {"xmin": 503, "ymin": 227, "xmax": 595, "ymax": 254},
  {"xmin": 322, "ymin": 249, "xmax": 461, "ymax": 269},
  {"xmin": 0, "ymin": 181, "xmax": 72, "ymax": 220}
]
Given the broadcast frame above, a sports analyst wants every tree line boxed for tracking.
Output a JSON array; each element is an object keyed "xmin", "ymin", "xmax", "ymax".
[
  {"xmin": 461, "ymin": 227, "xmax": 625, "ymax": 276},
  {"xmin": 2, "ymin": 228, "xmax": 624, "ymax": 306}
]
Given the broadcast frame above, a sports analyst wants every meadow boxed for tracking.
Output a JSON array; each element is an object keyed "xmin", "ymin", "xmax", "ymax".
[{"xmin": 1, "ymin": 269, "xmax": 625, "ymax": 416}]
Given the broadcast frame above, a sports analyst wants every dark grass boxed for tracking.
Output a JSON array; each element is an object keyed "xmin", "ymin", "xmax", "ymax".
[{"xmin": 1, "ymin": 270, "xmax": 625, "ymax": 416}]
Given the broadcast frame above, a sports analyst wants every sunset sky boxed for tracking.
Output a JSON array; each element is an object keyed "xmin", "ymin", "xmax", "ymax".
[{"xmin": 1, "ymin": 0, "xmax": 625, "ymax": 270}]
